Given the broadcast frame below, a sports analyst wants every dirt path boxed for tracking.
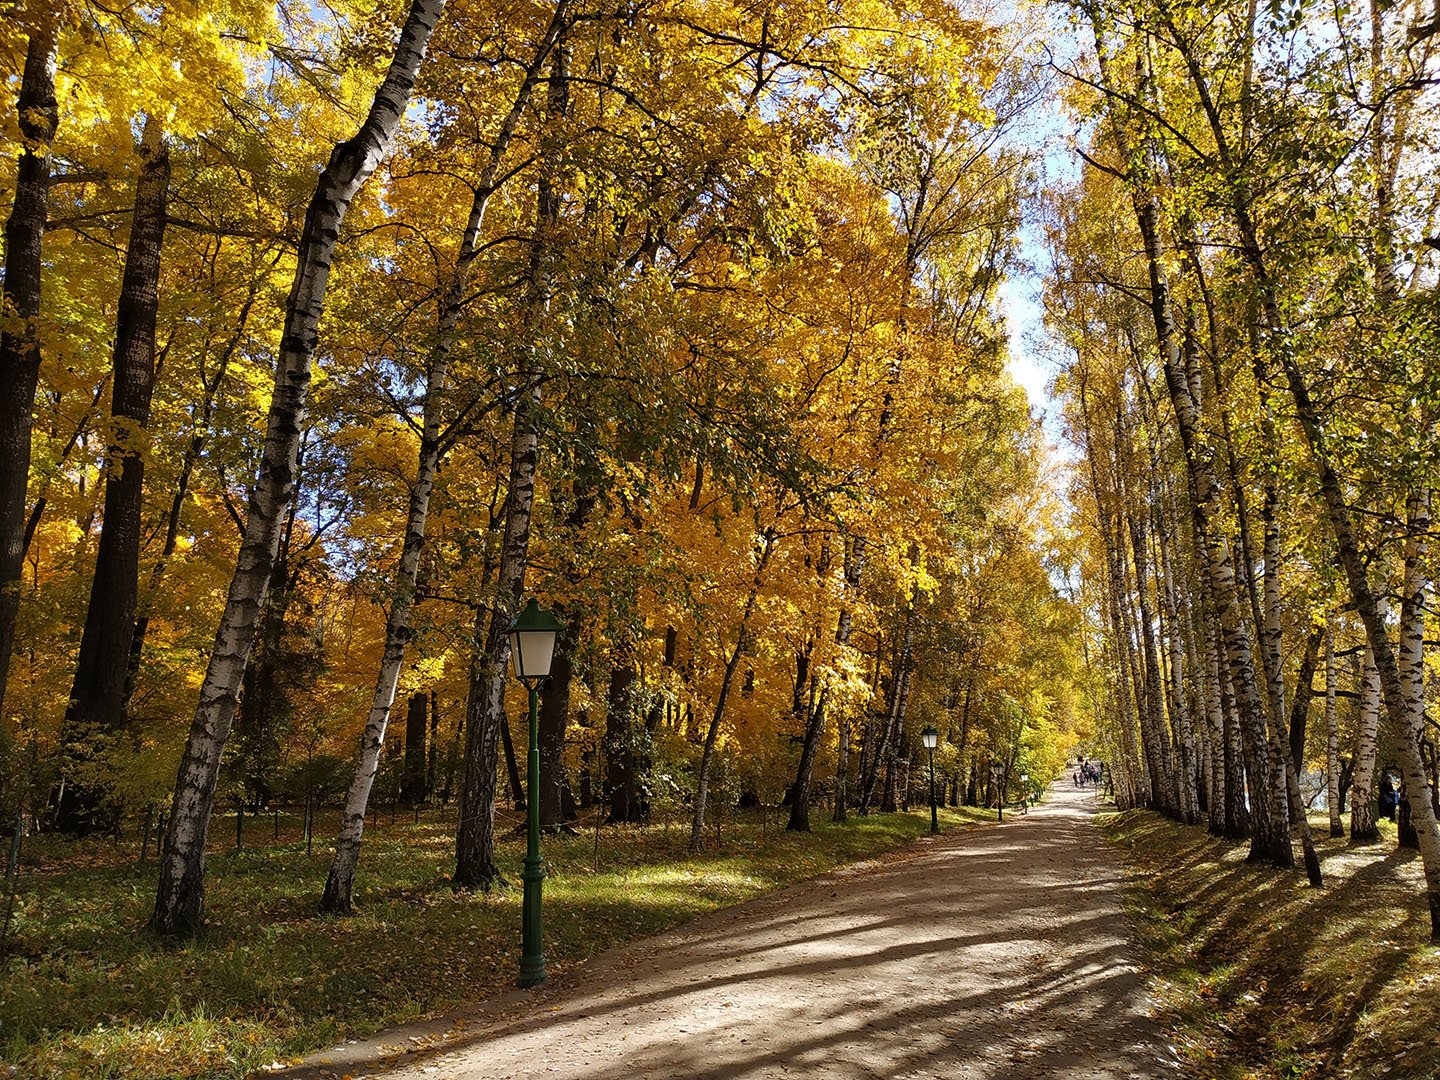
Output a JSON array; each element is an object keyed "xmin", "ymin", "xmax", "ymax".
[{"xmin": 285, "ymin": 784, "xmax": 1177, "ymax": 1079}]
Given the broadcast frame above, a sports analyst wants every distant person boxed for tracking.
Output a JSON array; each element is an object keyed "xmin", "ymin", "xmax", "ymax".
[{"xmin": 1379, "ymin": 774, "xmax": 1398, "ymax": 822}]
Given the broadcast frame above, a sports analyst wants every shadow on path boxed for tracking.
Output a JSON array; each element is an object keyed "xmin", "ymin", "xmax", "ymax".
[{"xmin": 273, "ymin": 784, "xmax": 1178, "ymax": 1080}]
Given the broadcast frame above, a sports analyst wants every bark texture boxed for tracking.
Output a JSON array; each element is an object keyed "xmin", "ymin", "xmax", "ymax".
[
  {"xmin": 0, "ymin": 15, "xmax": 58, "ymax": 722},
  {"xmin": 55, "ymin": 118, "xmax": 170, "ymax": 834},
  {"xmin": 151, "ymin": 0, "xmax": 448, "ymax": 935}
]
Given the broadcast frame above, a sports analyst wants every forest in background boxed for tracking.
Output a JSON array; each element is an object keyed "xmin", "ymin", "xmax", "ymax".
[{"xmin": 0, "ymin": 0, "xmax": 1080, "ymax": 938}]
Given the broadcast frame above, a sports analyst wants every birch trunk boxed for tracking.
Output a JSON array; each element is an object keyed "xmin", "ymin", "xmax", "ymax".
[
  {"xmin": 55, "ymin": 117, "xmax": 170, "ymax": 834},
  {"xmin": 1159, "ymin": 0, "xmax": 1440, "ymax": 926},
  {"xmin": 1397, "ymin": 490, "xmax": 1431, "ymax": 849},
  {"xmin": 0, "ymin": 14, "xmax": 58, "ymax": 721},
  {"xmin": 1125, "ymin": 498, "xmax": 1176, "ymax": 816},
  {"xmin": 150, "ymin": 0, "xmax": 447, "ymax": 935},
  {"xmin": 1325, "ymin": 623, "xmax": 1343, "ymax": 837},
  {"xmin": 1091, "ymin": 3, "xmax": 1289, "ymax": 865},
  {"xmin": 1281, "ymin": 359, "xmax": 1440, "ymax": 937},
  {"xmin": 318, "ymin": 7, "xmax": 565, "ymax": 913},
  {"xmin": 1351, "ymin": 644, "xmax": 1382, "ymax": 844},
  {"xmin": 453, "ymin": 34, "xmax": 568, "ymax": 888}
]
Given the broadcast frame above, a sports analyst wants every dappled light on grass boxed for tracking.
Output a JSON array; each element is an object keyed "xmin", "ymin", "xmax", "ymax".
[
  {"xmin": 1103, "ymin": 809, "xmax": 1440, "ymax": 1080},
  {"xmin": 0, "ymin": 804, "xmax": 990, "ymax": 1079}
]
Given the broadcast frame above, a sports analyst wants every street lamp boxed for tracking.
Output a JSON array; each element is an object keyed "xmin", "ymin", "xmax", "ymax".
[
  {"xmin": 921, "ymin": 726, "xmax": 940, "ymax": 834},
  {"xmin": 991, "ymin": 764, "xmax": 1004, "ymax": 822},
  {"xmin": 506, "ymin": 597, "xmax": 563, "ymax": 989},
  {"xmin": 1021, "ymin": 773, "xmax": 1030, "ymax": 813}
]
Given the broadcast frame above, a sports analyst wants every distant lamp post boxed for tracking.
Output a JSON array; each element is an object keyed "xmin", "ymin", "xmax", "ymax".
[
  {"xmin": 921, "ymin": 726, "xmax": 940, "ymax": 834},
  {"xmin": 991, "ymin": 764, "xmax": 1004, "ymax": 822},
  {"xmin": 1021, "ymin": 773, "xmax": 1030, "ymax": 813},
  {"xmin": 506, "ymin": 598, "xmax": 563, "ymax": 988}
]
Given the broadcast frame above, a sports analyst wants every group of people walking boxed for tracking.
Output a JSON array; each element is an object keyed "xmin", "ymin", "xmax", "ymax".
[{"xmin": 1072, "ymin": 759, "xmax": 1103, "ymax": 788}]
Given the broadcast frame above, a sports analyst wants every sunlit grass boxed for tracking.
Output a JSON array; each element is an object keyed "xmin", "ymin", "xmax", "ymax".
[
  {"xmin": 1, "ymin": 802, "xmax": 992, "ymax": 1078},
  {"xmin": 1101, "ymin": 809, "xmax": 1440, "ymax": 1080}
]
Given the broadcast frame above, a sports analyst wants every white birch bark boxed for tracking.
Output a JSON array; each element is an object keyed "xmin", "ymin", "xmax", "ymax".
[
  {"xmin": 453, "ymin": 34, "xmax": 568, "ymax": 889},
  {"xmin": 1398, "ymin": 490, "xmax": 1436, "ymax": 856},
  {"xmin": 1351, "ymin": 637, "xmax": 1383, "ymax": 844},
  {"xmin": 1325, "ymin": 621, "xmax": 1342, "ymax": 837},
  {"xmin": 319, "ymin": 4, "xmax": 568, "ymax": 913},
  {"xmin": 150, "ymin": 0, "xmax": 448, "ymax": 935}
]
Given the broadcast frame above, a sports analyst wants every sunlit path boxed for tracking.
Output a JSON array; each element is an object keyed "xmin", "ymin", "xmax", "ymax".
[{"xmin": 286, "ymin": 784, "xmax": 1177, "ymax": 1080}]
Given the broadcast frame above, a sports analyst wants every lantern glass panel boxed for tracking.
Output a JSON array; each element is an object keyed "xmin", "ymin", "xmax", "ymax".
[{"xmin": 509, "ymin": 628, "xmax": 557, "ymax": 679}]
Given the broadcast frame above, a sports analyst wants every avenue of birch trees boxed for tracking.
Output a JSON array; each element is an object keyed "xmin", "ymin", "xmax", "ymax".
[
  {"xmin": 1050, "ymin": 0, "xmax": 1440, "ymax": 938},
  {"xmin": 0, "ymin": 0, "xmax": 1079, "ymax": 936}
]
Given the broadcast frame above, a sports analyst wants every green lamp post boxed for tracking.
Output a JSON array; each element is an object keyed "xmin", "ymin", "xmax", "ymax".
[
  {"xmin": 506, "ymin": 598, "xmax": 563, "ymax": 989},
  {"xmin": 921, "ymin": 726, "xmax": 940, "ymax": 834},
  {"xmin": 991, "ymin": 763, "xmax": 1004, "ymax": 822}
]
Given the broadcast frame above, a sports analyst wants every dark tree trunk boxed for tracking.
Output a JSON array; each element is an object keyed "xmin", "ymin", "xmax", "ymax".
[
  {"xmin": 403, "ymin": 693, "xmax": 427, "ymax": 802},
  {"xmin": 538, "ymin": 618, "xmax": 579, "ymax": 828},
  {"xmin": 604, "ymin": 661, "xmax": 645, "ymax": 823},
  {"xmin": 54, "ymin": 118, "xmax": 170, "ymax": 835},
  {"xmin": 0, "ymin": 16, "xmax": 58, "ymax": 723}
]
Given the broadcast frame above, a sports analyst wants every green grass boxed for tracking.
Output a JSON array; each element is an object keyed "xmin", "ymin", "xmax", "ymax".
[
  {"xmin": 0, "ymin": 802, "xmax": 993, "ymax": 1078},
  {"xmin": 1100, "ymin": 809, "xmax": 1440, "ymax": 1080}
]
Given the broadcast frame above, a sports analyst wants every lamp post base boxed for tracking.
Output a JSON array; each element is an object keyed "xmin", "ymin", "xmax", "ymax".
[{"xmin": 519, "ymin": 855, "xmax": 546, "ymax": 987}]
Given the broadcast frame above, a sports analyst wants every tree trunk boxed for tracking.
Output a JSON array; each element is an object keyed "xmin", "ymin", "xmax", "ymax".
[
  {"xmin": 320, "ymin": 4, "xmax": 563, "ymax": 911},
  {"xmin": 1090, "ymin": 6, "xmax": 1288, "ymax": 866},
  {"xmin": 151, "ymin": 0, "xmax": 448, "ymax": 935},
  {"xmin": 690, "ymin": 532, "xmax": 773, "ymax": 851},
  {"xmin": 603, "ymin": 659, "xmax": 643, "ymax": 823},
  {"xmin": 127, "ymin": 284, "xmax": 259, "ymax": 701},
  {"xmin": 1350, "ymin": 645, "xmax": 1382, "ymax": 844},
  {"xmin": 453, "ymin": 32, "xmax": 567, "ymax": 889},
  {"xmin": 54, "ymin": 117, "xmax": 170, "ymax": 834},
  {"xmin": 1280, "ymin": 345, "xmax": 1440, "ymax": 938},
  {"xmin": 538, "ymin": 617, "xmax": 579, "ymax": 829},
  {"xmin": 0, "ymin": 15, "xmax": 58, "ymax": 723},
  {"xmin": 1396, "ymin": 491, "xmax": 1430, "ymax": 852},
  {"xmin": 403, "ymin": 693, "xmax": 428, "ymax": 802},
  {"xmin": 1325, "ymin": 623, "xmax": 1343, "ymax": 837}
]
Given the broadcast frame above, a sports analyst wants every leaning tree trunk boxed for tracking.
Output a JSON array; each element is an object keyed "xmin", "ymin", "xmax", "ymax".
[
  {"xmin": 1279, "ymin": 350, "xmax": 1440, "ymax": 940},
  {"xmin": 319, "ymin": 416, "xmax": 444, "ymax": 911},
  {"xmin": 319, "ymin": 8, "xmax": 565, "ymax": 912},
  {"xmin": 150, "ymin": 0, "xmax": 448, "ymax": 935},
  {"xmin": 0, "ymin": 15, "xmax": 58, "ymax": 723},
  {"xmin": 690, "ymin": 532, "xmax": 774, "ymax": 852},
  {"xmin": 453, "ymin": 36, "xmax": 568, "ymax": 889},
  {"xmin": 54, "ymin": 117, "xmax": 170, "ymax": 836}
]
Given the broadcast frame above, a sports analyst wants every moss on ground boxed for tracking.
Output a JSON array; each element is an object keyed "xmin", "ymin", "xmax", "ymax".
[
  {"xmin": 0, "ymin": 803, "xmax": 993, "ymax": 1079},
  {"xmin": 1101, "ymin": 809, "xmax": 1440, "ymax": 1080}
]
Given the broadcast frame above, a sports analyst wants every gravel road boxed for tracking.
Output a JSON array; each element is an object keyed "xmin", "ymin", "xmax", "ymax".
[{"xmin": 284, "ymin": 783, "xmax": 1177, "ymax": 1080}]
